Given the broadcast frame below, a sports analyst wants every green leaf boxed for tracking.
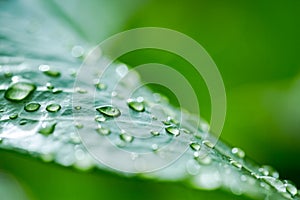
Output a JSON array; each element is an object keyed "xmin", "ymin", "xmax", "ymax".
[{"xmin": 0, "ymin": 1, "xmax": 299, "ymax": 200}]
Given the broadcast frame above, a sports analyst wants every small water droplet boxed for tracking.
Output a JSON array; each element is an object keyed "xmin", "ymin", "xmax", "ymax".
[
  {"xmin": 150, "ymin": 130, "xmax": 160, "ymax": 136},
  {"xmin": 111, "ymin": 91, "xmax": 118, "ymax": 97},
  {"xmin": 74, "ymin": 106, "xmax": 81, "ymax": 110},
  {"xmin": 75, "ymin": 123, "xmax": 83, "ymax": 129},
  {"xmin": 165, "ymin": 126, "xmax": 180, "ymax": 136},
  {"xmin": 190, "ymin": 142, "xmax": 201, "ymax": 151},
  {"xmin": 120, "ymin": 132, "xmax": 134, "ymax": 143},
  {"xmin": 127, "ymin": 98, "xmax": 145, "ymax": 112},
  {"xmin": 75, "ymin": 87, "xmax": 87, "ymax": 94},
  {"xmin": 260, "ymin": 176, "xmax": 285, "ymax": 193},
  {"xmin": 95, "ymin": 82, "xmax": 107, "ymax": 90},
  {"xmin": 40, "ymin": 65, "xmax": 61, "ymax": 77},
  {"xmin": 19, "ymin": 119, "xmax": 27, "ymax": 125},
  {"xmin": 96, "ymin": 126, "xmax": 111, "ymax": 135},
  {"xmin": 96, "ymin": 105, "xmax": 121, "ymax": 117},
  {"xmin": 95, "ymin": 115, "xmax": 106, "ymax": 122},
  {"xmin": 151, "ymin": 143, "xmax": 159, "ymax": 151},
  {"xmin": 39, "ymin": 123, "xmax": 56, "ymax": 135},
  {"xmin": 4, "ymin": 72, "xmax": 13, "ymax": 78},
  {"xmin": 46, "ymin": 103, "xmax": 61, "ymax": 112},
  {"xmin": 4, "ymin": 82, "xmax": 36, "ymax": 101},
  {"xmin": 116, "ymin": 64, "xmax": 128, "ymax": 77},
  {"xmin": 259, "ymin": 165, "xmax": 279, "ymax": 178},
  {"xmin": 230, "ymin": 159, "xmax": 242, "ymax": 169},
  {"xmin": 52, "ymin": 88, "xmax": 62, "ymax": 94},
  {"xmin": 284, "ymin": 180, "xmax": 298, "ymax": 196},
  {"xmin": 46, "ymin": 82, "xmax": 54, "ymax": 90},
  {"xmin": 231, "ymin": 147, "xmax": 245, "ymax": 158},
  {"xmin": 202, "ymin": 140, "xmax": 214, "ymax": 148},
  {"xmin": 71, "ymin": 45, "xmax": 84, "ymax": 58},
  {"xmin": 24, "ymin": 102, "xmax": 41, "ymax": 112},
  {"xmin": 9, "ymin": 113, "xmax": 18, "ymax": 119}
]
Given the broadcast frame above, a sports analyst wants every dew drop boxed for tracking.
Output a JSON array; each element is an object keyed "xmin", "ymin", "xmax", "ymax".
[
  {"xmin": 284, "ymin": 180, "xmax": 298, "ymax": 196},
  {"xmin": 231, "ymin": 147, "xmax": 245, "ymax": 158},
  {"xmin": 74, "ymin": 106, "xmax": 81, "ymax": 110},
  {"xmin": 95, "ymin": 82, "xmax": 107, "ymax": 90},
  {"xmin": 4, "ymin": 82, "xmax": 36, "ymax": 101},
  {"xmin": 96, "ymin": 105, "xmax": 121, "ymax": 117},
  {"xmin": 19, "ymin": 119, "xmax": 27, "ymax": 125},
  {"xmin": 4, "ymin": 72, "xmax": 13, "ymax": 78},
  {"xmin": 151, "ymin": 143, "xmax": 159, "ymax": 151},
  {"xmin": 230, "ymin": 159, "xmax": 242, "ymax": 169},
  {"xmin": 75, "ymin": 123, "xmax": 83, "ymax": 129},
  {"xmin": 75, "ymin": 87, "xmax": 87, "ymax": 94},
  {"xmin": 190, "ymin": 142, "xmax": 201, "ymax": 151},
  {"xmin": 9, "ymin": 113, "xmax": 18, "ymax": 120},
  {"xmin": 120, "ymin": 132, "xmax": 134, "ymax": 143},
  {"xmin": 150, "ymin": 130, "xmax": 160, "ymax": 136},
  {"xmin": 259, "ymin": 165, "xmax": 279, "ymax": 178},
  {"xmin": 52, "ymin": 88, "xmax": 62, "ymax": 94},
  {"xmin": 40, "ymin": 65, "xmax": 61, "ymax": 77},
  {"xmin": 24, "ymin": 102, "xmax": 41, "ymax": 112},
  {"xmin": 71, "ymin": 45, "xmax": 84, "ymax": 58},
  {"xmin": 202, "ymin": 140, "xmax": 214, "ymax": 148},
  {"xmin": 96, "ymin": 126, "xmax": 111, "ymax": 136},
  {"xmin": 165, "ymin": 126, "xmax": 180, "ymax": 136},
  {"xmin": 95, "ymin": 115, "xmax": 106, "ymax": 122},
  {"xmin": 46, "ymin": 82, "xmax": 54, "ymax": 90},
  {"xmin": 46, "ymin": 103, "xmax": 61, "ymax": 112},
  {"xmin": 127, "ymin": 98, "xmax": 145, "ymax": 112},
  {"xmin": 38, "ymin": 123, "xmax": 56, "ymax": 135}
]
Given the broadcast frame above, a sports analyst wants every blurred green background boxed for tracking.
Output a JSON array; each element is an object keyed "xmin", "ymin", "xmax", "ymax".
[{"xmin": 1, "ymin": 0, "xmax": 300, "ymax": 199}]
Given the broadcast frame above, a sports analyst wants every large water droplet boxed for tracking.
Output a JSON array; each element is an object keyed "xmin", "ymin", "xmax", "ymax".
[
  {"xmin": 127, "ymin": 97, "xmax": 145, "ymax": 112},
  {"xmin": 39, "ymin": 123, "xmax": 56, "ymax": 135},
  {"xmin": 19, "ymin": 119, "xmax": 27, "ymax": 125},
  {"xmin": 283, "ymin": 180, "xmax": 298, "ymax": 196},
  {"xmin": 96, "ymin": 105, "xmax": 121, "ymax": 117},
  {"xmin": 165, "ymin": 126, "xmax": 180, "ymax": 136},
  {"xmin": 46, "ymin": 103, "xmax": 61, "ymax": 112},
  {"xmin": 120, "ymin": 132, "xmax": 134, "ymax": 143},
  {"xmin": 24, "ymin": 102, "xmax": 41, "ymax": 112},
  {"xmin": 190, "ymin": 142, "xmax": 201, "ymax": 151},
  {"xmin": 96, "ymin": 126, "xmax": 111, "ymax": 136},
  {"xmin": 231, "ymin": 147, "xmax": 245, "ymax": 158},
  {"xmin": 4, "ymin": 82, "xmax": 36, "ymax": 101}
]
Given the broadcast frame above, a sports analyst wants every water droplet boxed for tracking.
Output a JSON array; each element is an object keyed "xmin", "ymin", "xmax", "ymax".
[
  {"xmin": 95, "ymin": 82, "xmax": 107, "ymax": 90},
  {"xmin": 186, "ymin": 159, "xmax": 200, "ymax": 175},
  {"xmin": 24, "ymin": 102, "xmax": 41, "ymax": 112},
  {"xmin": 202, "ymin": 140, "xmax": 214, "ymax": 148},
  {"xmin": 19, "ymin": 119, "xmax": 27, "ymax": 125},
  {"xmin": 46, "ymin": 82, "xmax": 54, "ymax": 90},
  {"xmin": 231, "ymin": 147, "xmax": 245, "ymax": 158},
  {"xmin": 120, "ymin": 132, "xmax": 134, "ymax": 143},
  {"xmin": 71, "ymin": 45, "xmax": 84, "ymax": 58},
  {"xmin": 9, "ymin": 113, "xmax": 18, "ymax": 119},
  {"xmin": 116, "ymin": 64, "xmax": 128, "ymax": 77},
  {"xmin": 46, "ymin": 103, "xmax": 61, "ymax": 112},
  {"xmin": 150, "ymin": 130, "xmax": 160, "ymax": 136},
  {"xmin": 75, "ymin": 87, "xmax": 87, "ymax": 94},
  {"xmin": 190, "ymin": 142, "xmax": 201, "ymax": 151},
  {"xmin": 0, "ymin": 106, "xmax": 5, "ymax": 112},
  {"xmin": 4, "ymin": 72, "xmax": 13, "ymax": 78},
  {"xmin": 96, "ymin": 105, "xmax": 121, "ymax": 117},
  {"xmin": 127, "ymin": 98, "xmax": 145, "ymax": 112},
  {"xmin": 74, "ymin": 106, "xmax": 81, "ymax": 110},
  {"xmin": 75, "ymin": 123, "xmax": 83, "ymax": 129},
  {"xmin": 4, "ymin": 82, "xmax": 36, "ymax": 101},
  {"xmin": 39, "ymin": 123, "xmax": 56, "ymax": 135},
  {"xmin": 260, "ymin": 176, "xmax": 285, "ymax": 193},
  {"xmin": 230, "ymin": 159, "xmax": 242, "ymax": 169},
  {"xmin": 52, "ymin": 88, "xmax": 62, "ymax": 94},
  {"xmin": 40, "ymin": 65, "xmax": 61, "ymax": 77},
  {"xmin": 259, "ymin": 165, "xmax": 279, "ymax": 178},
  {"xmin": 284, "ymin": 180, "xmax": 298, "ymax": 196},
  {"xmin": 165, "ymin": 126, "xmax": 180, "ymax": 136},
  {"xmin": 151, "ymin": 143, "xmax": 159, "ymax": 151},
  {"xmin": 96, "ymin": 126, "xmax": 111, "ymax": 135},
  {"xmin": 95, "ymin": 115, "xmax": 106, "ymax": 122}
]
